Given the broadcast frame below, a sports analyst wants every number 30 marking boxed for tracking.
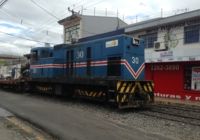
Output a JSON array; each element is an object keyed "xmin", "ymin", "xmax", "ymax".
[
  {"xmin": 132, "ymin": 57, "xmax": 139, "ymax": 64},
  {"xmin": 76, "ymin": 51, "xmax": 84, "ymax": 59}
]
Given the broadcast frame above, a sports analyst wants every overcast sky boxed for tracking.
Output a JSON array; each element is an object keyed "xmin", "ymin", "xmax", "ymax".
[{"xmin": 0, "ymin": 0, "xmax": 200, "ymax": 56}]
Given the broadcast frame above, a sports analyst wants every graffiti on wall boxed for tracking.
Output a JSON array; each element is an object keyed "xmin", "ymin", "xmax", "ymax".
[{"xmin": 164, "ymin": 30, "xmax": 179, "ymax": 49}]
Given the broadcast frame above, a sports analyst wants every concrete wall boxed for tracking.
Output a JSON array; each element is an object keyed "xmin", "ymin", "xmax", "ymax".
[
  {"xmin": 145, "ymin": 25, "xmax": 200, "ymax": 63},
  {"xmin": 81, "ymin": 16, "xmax": 127, "ymax": 38}
]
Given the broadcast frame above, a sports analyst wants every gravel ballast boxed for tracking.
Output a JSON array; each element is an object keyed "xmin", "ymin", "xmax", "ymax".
[{"xmin": 64, "ymin": 100, "xmax": 200, "ymax": 140}]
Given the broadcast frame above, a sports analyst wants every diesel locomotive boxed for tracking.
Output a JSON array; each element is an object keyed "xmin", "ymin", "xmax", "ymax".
[{"xmin": 28, "ymin": 34, "xmax": 154, "ymax": 108}]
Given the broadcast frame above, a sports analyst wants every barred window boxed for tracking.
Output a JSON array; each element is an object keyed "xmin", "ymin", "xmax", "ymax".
[
  {"xmin": 184, "ymin": 25, "xmax": 200, "ymax": 44},
  {"xmin": 140, "ymin": 33, "xmax": 157, "ymax": 48},
  {"xmin": 65, "ymin": 24, "xmax": 80, "ymax": 42}
]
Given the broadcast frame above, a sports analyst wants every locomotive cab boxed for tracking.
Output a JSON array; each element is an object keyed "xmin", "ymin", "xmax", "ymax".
[{"xmin": 30, "ymin": 47, "xmax": 53, "ymax": 79}]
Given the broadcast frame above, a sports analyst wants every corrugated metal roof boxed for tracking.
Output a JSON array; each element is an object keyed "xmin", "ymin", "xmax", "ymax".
[{"xmin": 125, "ymin": 9, "xmax": 200, "ymax": 33}]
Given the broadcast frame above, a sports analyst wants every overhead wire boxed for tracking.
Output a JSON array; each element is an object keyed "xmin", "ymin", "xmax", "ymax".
[
  {"xmin": 1, "ymin": 0, "xmax": 197, "ymax": 47},
  {"xmin": 124, "ymin": 9, "xmax": 191, "ymax": 24},
  {"xmin": 54, "ymin": 0, "xmax": 93, "ymax": 17},
  {"xmin": 26, "ymin": 0, "xmax": 96, "ymax": 34},
  {"xmin": 1, "ymin": 0, "xmax": 108, "ymax": 37},
  {"xmin": 0, "ymin": 7, "xmax": 61, "ymax": 34},
  {"xmin": 26, "ymin": 0, "xmax": 71, "ymax": 34},
  {"xmin": 83, "ymin": 0, "xmax": 106, "ymax": 9},
  {"xmin": 0, "ymin": 8, "xmax": 25, "ymax": 23},
  {"xmin": 29, "ymin": 0, "xmax": 59, "ymax": 20},
  {"xmin": 0, "ymin": 30, "xmax": 55, "ymax": 44},
  {"xmin": 0, "ymin": 4, "xmax": 62, "ymax": 43},
  {"xmin": 72, "ymin": 0, "xmax": 106, "ymax": 14},
  {"xmin": 0, "ymin": 0, "xmax": 118, "ymax": 48},
  {"xmin": 0, "ymin": 0, "xmax": 8, "ymax": 8}
]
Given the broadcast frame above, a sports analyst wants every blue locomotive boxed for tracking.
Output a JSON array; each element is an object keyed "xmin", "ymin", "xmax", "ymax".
[{"xmin": 29, "ymin": 35, "xmax": 154, "ymax": 108}]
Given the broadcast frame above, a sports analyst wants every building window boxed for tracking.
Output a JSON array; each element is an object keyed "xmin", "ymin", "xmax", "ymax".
[
  {"xmin": 30, "ymin": 51, "xmax": 38, "ymax": 63},
  {"xmin": 140, "ymin": 33, "xmax": 157, "ymax": 48},
  {"xmin": 184, "ymin": 24, "xmax": 200, "ymax": 44},
  {"xmin": 65, "ymin": 24, "xmax": 80, "ymax": 42},
  {"xmin": 184, "ymin": 66, "xmax": 192, "ymax": 90},
  {"xmin": 184, "ymin": 65, "xmax": 200, "ymax": 91}
]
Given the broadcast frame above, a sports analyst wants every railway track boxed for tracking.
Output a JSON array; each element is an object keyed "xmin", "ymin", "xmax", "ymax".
[
  {"xmin": 139, "ymin": 104, "xmax": 200, "ymax": 126},
  {"xmin": 154, "ymin": 104, "xmax": 200, "ymax": 113}
]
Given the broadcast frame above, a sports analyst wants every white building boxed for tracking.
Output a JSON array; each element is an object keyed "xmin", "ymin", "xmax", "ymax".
[
  {"xmin": 58, "ymin": 13, "xmax": 127, "ymax": 43},
  {"xmin": 125, "ymin": 9, "xmax": 200, "ymax": 101}
]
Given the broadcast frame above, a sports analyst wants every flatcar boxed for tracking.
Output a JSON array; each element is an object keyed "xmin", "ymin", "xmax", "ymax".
[{"xmin": 28, "ymin": 34, "xmax": 154, "ymax": 108}]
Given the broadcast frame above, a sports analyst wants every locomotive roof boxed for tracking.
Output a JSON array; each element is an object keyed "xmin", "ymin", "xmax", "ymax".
[
  {"xmin": 74, "ymin": 34, "xmax": 131, "ymax": 46},
  {"xmin": 51, "ymin": 34, "xmax": 132, "ymax": 50},
  {"xmin": 32, "ymin": 34, "xmax": 134, "ymax": 52},
  {"xmin": 31, "ymin": 47, "xmax": 53, "ymax": 51}
]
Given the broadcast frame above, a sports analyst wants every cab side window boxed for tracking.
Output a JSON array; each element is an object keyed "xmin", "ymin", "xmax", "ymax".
[
  {"xmin": 30, "ymin": 51, "xmax": 38, "ymax": 63},
  {"xmin": 107, "ymin": 57, "xmax": 121, "ymax": 77}
]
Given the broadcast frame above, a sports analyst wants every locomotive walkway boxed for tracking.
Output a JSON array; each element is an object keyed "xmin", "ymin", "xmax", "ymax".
[{"xmin": 0, "ymin": 90, "xmax": 173, "ymax": 140}]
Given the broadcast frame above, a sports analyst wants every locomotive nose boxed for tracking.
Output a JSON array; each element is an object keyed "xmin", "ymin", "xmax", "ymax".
[{"xmin": 116, "ymin": 81, "xmax": 154, "ymax": 108}]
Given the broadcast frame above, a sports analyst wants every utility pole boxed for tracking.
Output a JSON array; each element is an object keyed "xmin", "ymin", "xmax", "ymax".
[
  {"xmin": 161, "ymin": 8, "xmax": 163, "ymax": 17},
  {"xmin": 136, "ymin": 15, "xmax": 138, "ymax": 23},
  {"xmin": 94, "ymin": 7, "xmax": 96, "ymax": 16},
  {"xmin": 116, "ymin": 9, "xmax": 119, "ymax": 30},
  {"xmin": 105, "ymin": 8, "xmax": 107, "ymax": 16},
  {"xmin": 81, "ymin": 6, "xmax": 83, "ymax": 15}
]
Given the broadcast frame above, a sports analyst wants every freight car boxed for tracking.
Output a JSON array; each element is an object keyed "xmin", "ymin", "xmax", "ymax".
[
  {"xmin": 28, "ymin": 34, "xmax": 154, "ymax": 108},
  {"xmin": 0, "ymin": 62, "xmax": 29, "ymax": 90}
]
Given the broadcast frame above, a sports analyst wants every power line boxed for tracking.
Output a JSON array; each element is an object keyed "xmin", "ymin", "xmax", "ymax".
[
  {"xmin": 1, "ymin": 0, "xmax": 196, "ymax": 43},
  {"xmin": 124, "ymin": 9, "xmax": 192, "ymax": 24},
  {"xmin": 78, "ymin": 0, "xmax": 106, "ymax": 15},
  {"xmin": 30, "ymin": 0, "xmax": 60, "ymax": 20},
  {"xmin": 26, "ymin": 0, "xmax": 70, "ymax": 34},
  {"xmin": 0, "ymin": 0, "xmax": 8, "ymax": 8},
  {"xmin": 1, "ymin": 0, "xmax": 108, "ymax": 37},
  {"xmin": 56, "ymin": 0, "xmax": 92, "ymax": 17},
  {"xmin": 0, "ymin": 7, "xmax": 62, "ymax": 39},
  {"xmin": 0, "ymin": 30, "xmax": 55, "ymax": 44},
  {"xmin": 84, "ymin": 0, "xmax": 106, "ymax": 9},
  {"xmin": 0, "ymin": 8, "xmax": 33, "ymax": 26}
]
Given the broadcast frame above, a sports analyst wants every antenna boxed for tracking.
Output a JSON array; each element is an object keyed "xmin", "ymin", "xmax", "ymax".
[
  {"xmin": 116, "ymin": 9, "xmax": 119, "ymax": 30},
  {"xmin": 68, "ymin": 7, "xmax": 80, "ymax": 15}
]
